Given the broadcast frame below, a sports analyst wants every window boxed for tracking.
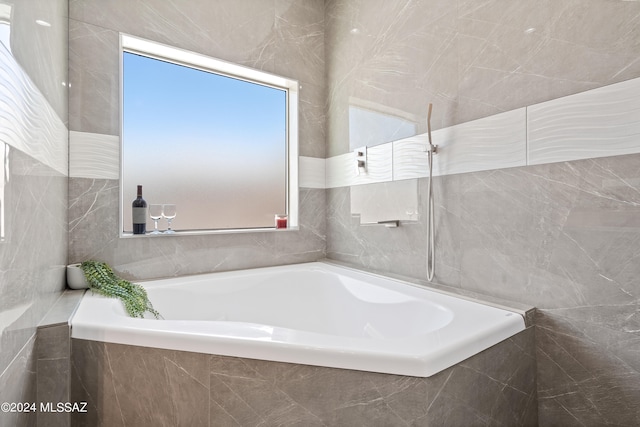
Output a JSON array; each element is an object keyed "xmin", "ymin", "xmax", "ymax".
[{"xmin": 120, "ymin": 34, "xmax": 298, "ymax": 234}]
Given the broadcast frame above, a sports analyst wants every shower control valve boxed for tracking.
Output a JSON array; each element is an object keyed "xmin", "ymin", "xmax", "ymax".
[{"xmin": 354, "ymin": 146, "xmax": 368, "ymax": 175}]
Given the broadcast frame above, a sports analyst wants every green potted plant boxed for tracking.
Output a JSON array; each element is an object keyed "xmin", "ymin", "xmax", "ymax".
[{"xmin": 79, "ymin": 260, "xmax": 161, "ymax": 319}]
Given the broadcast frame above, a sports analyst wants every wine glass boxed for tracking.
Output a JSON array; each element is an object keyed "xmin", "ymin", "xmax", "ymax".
[
  {"xmin": 162, "ymin": 204, "xmax": 176, "ymax": 234},
  {"xmin": 149, "ymin": 204, "xmax": 163, "ymax": 234}
]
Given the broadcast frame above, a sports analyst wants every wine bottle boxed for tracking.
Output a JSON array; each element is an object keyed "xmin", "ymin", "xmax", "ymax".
[{"xmin": 132, "ymin": 185, "xmax": 147, "ymax": 234}]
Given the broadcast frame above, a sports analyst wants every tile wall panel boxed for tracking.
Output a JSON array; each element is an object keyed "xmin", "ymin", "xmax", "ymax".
[
  {"xmin": 393, "ymin": 108, "xmax": 527, "ymax": 180},
  {"xmin": 431, "ymin": 108, "xmax": 527, "ymax": 176},
  {"xmin": 0, "ymin": 1, "xmax": 68, "ymax": 425},
  {"xmin": 326, "ymin": 144, "xmax": 392, "ymax": 188},
  {"xmin": 298, "ymin": 156, "xmax": 326, "ymax": 189},
  {"xmin": 69, "ymin": 131, "xmax": 119, "ymax": 179},
  {"xmin": 70, "ymin": 129, "xmax": 324, "ymax": 189},
  {"xmin": 0, "ymin": 43, "xmax": 68, "ymax": 175},
  {"xmin": 71, "ymin": 326, "xmax": 537, "ymax": 427},
  {"xmin": 68, "ymin": 0, "xmax": 327, "ymax": 279},
  {"xmin": 325, "ymin": 1, "xmax": 640, "ymax": 425},
  {"xmin": 327, "ymin": 81, "xmax": 640, "ymax": 188},
  {"xmin": 528, "ymin": 77, "xmax": 640, "ymax": 165}
]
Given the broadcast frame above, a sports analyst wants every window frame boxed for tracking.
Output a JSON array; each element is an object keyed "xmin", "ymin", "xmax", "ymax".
[{"xmin": 119, "ymin": 34, "xmax": 299, "ymax": 236}]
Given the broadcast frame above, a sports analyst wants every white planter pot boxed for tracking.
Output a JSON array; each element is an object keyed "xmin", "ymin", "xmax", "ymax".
[{"xmin": 67, "ymin": 263, "xmax": 89, "ymax": 290}]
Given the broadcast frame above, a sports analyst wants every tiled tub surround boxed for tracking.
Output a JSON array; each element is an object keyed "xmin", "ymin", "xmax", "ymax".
[
  {"xmin": 68, "ymin": 0, "xmax": 327, "ymax": 279},
  {"xmin": 67, "ymin": 261, "xmax": 534, "ymax": 426},
  {"xmin": 0, "ymin": 289, "xmax": 85, "ymax": 427},
  {"xmin": 324, "ymin": 1, "xmax": 640, "ymax": 425},
  {"xmin": 0, "ymin": 0, "xmax": 69, "ymax": 426},
  {"xmin": 323, "ymin": 89, "xmax": 640, "ymax": 424},
  {"xmin": 70, "ymin": 74, "xmax": 640, "ymax": 234},
  {"xmin": 35, "ymin": 291, "xmax": 84, "ymax": 427},
  {"xmin": 325, "ymin": 0, "xmax": 640, "ymax": 158},
  {"xmin": 63, "ymin": 1, "xmax": 640, "ymax": 425},
  {"xmin": 70, "ymin": 262, "xmax": 528, "ymax": 378},
  {"xmin": 0, "ymin": 148, "xmax": 67, "ymax": 380},
  {"xmin": 327, "ymin": 153, "xmax": 640, "ymax": 426},
  {"xmin": 326, "ymin": 77, "xmax": 640, "ymax": 188},
  {"xmin": 70, "ymin": 326, "xmax": 537, "ymax": 427},
  {"xmin": 69, "ymin": 181, "xmax": 326, "ymax": 280}
]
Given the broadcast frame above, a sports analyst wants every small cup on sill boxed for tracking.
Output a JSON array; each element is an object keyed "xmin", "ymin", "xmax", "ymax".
[{"xmin": 275, "ymin": 214, "xmax": 288, "ymax": 229}]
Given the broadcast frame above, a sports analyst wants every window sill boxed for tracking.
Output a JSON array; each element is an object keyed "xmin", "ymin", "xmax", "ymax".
[{"xmin": 120, "ymin": 226, "xmax": 299, "ymax": 238}]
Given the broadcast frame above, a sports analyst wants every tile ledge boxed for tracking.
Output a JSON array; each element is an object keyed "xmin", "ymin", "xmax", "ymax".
[{"xmin": 38, "ymin": 289, "xmax": 85, "ymax": 329}]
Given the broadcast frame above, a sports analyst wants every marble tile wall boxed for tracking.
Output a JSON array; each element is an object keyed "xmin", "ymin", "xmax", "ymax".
[
  {"xmin": 327, "ymin": 106, "xmax": 530, "ymax": 188},
  {"xmin": 70, "ymin": 326, "xmax": 537, "ymax": 426},
  {"xmin": 67, "ymin": 0, "xmax": 327, "ymax": 280},
  {"xmin": 69, "ymin": 181, "xmax": 326, "ymax": 280},
  {"xmin": 326, "ymin": 0, "xmax": 640, "ymax": 158},
  {"xmin": 0, "ymin": 335, "xmax": 37, "ymax": 427},
  {"xmin": 0, "ymin": 0, "xmax": 69, "ymax": 426},
  {"xmin": 325, "ymin": 1, "xmax": 640, "ymax": 425},
  {"xmin": 36, "ymin": 324, "xmax": 71, "ymax": 427},
  {"xmin": 327, "ymin": 154, "xmax": 640, "ymax": 426},
  {"xmin": 326, "ymin": 75, "xmax": 640, "ymax": 187},
  {"xmin": 63, "ymin": 0, "xmax": 640, "ymax": 424},
  {"xmin": 527, "ymin": 77, "xmax": 640, "ymax": 165},
  {"xmin": 35, "ymin": 290, "xmax": 83, "ymax": 427}
]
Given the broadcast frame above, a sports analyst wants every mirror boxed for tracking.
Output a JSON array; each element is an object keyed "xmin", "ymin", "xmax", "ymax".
[{"xmin": 348, "ymin": 98, "xmax": 417, "ymax": 151}]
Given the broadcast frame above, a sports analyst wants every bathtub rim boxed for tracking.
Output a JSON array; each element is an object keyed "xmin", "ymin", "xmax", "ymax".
[{"xmin": 70, "ymin": 260, "xmax": 532, "ymax": 377}]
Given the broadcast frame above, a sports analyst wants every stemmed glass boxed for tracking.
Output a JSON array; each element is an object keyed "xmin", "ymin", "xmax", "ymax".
[
  {"xmin": 162, "ymin": 204, "xmax": 176, "ymax": 234},
  {"xmin": 149, "ymin": 204, "xmax": 163, "ymax": 234}
]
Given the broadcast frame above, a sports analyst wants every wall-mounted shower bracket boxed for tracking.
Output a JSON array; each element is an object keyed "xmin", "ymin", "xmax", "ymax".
[
  {"xmin": 423, "ymin": 144, "xmax": 438, "ymax": 155},
  {"xmin": 425, "ymin": 102, "xmax": 438, "ymax": 156},
  {"xmin": 354, "ymin": 146, "xmax": 367, "ymax": 175}
]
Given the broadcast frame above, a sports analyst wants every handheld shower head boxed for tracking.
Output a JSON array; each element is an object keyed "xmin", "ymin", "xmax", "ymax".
[{"xmin": 426, "ymin": 103, "xmax": 437, "ymax": 154}]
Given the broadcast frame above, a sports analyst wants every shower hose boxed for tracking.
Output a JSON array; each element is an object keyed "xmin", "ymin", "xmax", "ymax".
[{"xmin": 426, "ymin": 104, "xmax": 436, "ymax": 281}]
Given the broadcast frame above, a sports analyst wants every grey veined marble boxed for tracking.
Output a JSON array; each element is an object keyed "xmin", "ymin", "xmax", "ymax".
[
  {"xmin": 67, "ymin": 0, "xmax": 328, "ymax": 281},
  {"xmin": 324, "ymin": 0, "xmax": 640, "ymax": 424},
  {"xmin": 68, "ymin": 177, "xmax": 326, "ymax": 280},
  {"xmin": 71, "ymin": 326, "xmax": 537, "ymax": 427},
  {"xmin": 61, "ymin": 0, "xmax": 640, "ymax": 425},
  {"xmin": 0, "ymin": 1, "xmax": 68, "ymax": 424},
  {"xmin": 325, "ymin": 0, "xmax": 640, "ymax": 156},
  {"xmin": 327, "ymin": 153, "xmax": 640, "ymax": 426}
]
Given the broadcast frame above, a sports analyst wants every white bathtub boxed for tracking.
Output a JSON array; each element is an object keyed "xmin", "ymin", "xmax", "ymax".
[{"xmin": 71, "ymin": 262, "xmax": 525, "ymax": 377}]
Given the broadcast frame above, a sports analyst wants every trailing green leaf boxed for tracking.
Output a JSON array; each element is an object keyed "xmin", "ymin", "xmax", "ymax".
[{"xmin": 80, "ymin": 260, "xmax": 161, "ymax": 319}]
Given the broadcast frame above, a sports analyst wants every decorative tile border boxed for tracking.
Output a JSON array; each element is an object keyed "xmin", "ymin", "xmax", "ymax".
[
  {"xmin": 298, "ymin": 156, "xmax": 325, "ymax": 188},
  {"xmin": 394, "ymin": 108, "xmax": 527, "ymax": 181},
  {"xmin": 527, "ymin": 77, "xmax": 640, "ymax": 165},
  {"xmin": 326, "ymin": 144, "xmax": 392, "ymax": 188},
  {"xmin": 69, "ymin": 131, "xmax": 119, "ymax": 179},
  {"xmin": 69, "ymin": 131, "xmax": 326, "ymax": 188},
  {"xmin": 0, "ymin": 45, "xmax": 68, "ymax": 176},
  {"xmin": 68, "ymin": 77, "xmax": 640, "ymax": 189},
  {"xmin": 326, "ymin": 77, "xmax": 640, "ymax": 188}
]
